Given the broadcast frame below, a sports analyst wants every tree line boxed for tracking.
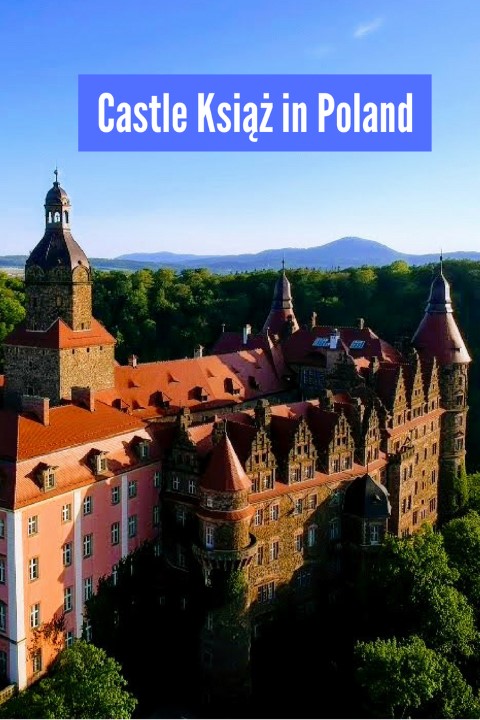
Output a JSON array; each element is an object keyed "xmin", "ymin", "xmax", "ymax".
[{"xmin": 1, "ymin": 259, "xmax": 479, "ymax": 467}]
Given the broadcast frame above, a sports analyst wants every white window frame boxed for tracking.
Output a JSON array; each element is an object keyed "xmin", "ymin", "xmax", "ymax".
[
  {"xmin": 83, "ymin": 576, "xmax": 93, "ymax": 602},
  {"xmin": 30, "ymin": 603, "xmax": 40, "ymax": 629},
  {"xmin": 27, "ymin": 515, "xmax": 38, "ymax": 536},
  {"xmin": 128, "ymin": 479, "xmax": 137, "ymax": 499},
  {"xmin": 29, "ymin": 557, "xmax": 39, "ymax": 581},
  {"xmin": 64, "ymin": 587, "xmax": 73, "ymax": 613},
  {"xmin": 61, "ymin": 503, "xmax": 72, "ymax": 523},
  {"xmin": 83, "ymin": 495, "xmax": 93, "ymax": 516},
  {"xmin": 205, "ymin": 524, "xmax": 215, "ymax": 550},
  {"xmin": 111, "ymin": 486, "xmax": 121, "ymax": 505},
  {"xmin": 83, "ymin": 534, "xmax": 93, "ymax": 558},
  {"xmin": 128, "ymin": 515, "xmax": 137, "ymax": 538},
  {"xmin": 63, "ymin": 543, "xmax": 72, "ymax": 567}
]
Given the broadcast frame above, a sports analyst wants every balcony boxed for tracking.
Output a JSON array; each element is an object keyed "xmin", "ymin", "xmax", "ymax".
[{"xmin": 193, "ymin": 534, "xmax": 257, "ymax": 571}]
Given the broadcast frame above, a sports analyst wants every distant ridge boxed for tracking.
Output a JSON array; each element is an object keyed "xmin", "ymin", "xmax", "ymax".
[{"xmin": 2, "ymin": 237, "xmax": 480, "ymax": 274}]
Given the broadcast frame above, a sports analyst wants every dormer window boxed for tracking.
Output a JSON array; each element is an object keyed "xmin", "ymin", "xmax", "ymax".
[
  {"xmin": 37, "ymin": 464, "xmax": 57, "ymax": 491},
  {"xmin": 134, "ymin": 438, "xmax": 150, "ymax": 460},
  {"xmin": 90, "ymin": 450, "xmax": 108, "ymax": 475}
]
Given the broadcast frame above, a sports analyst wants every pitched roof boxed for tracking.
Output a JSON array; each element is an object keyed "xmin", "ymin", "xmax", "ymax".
[
  {"xmin": 201, "ymin": 435, "xmax": 251, "ymax": 493},
  {"xmin": 97, "ymin": 348, "xmax": 285, "ymax": 417},
  {"xmin": 343, "ymin": 473, "xmax": 391, "ymax": 518},
  {"xmin": 283, "ymin": 325, "xmax": 402, "ymax": 367},
  {"xmin": 0, "ymin": 401, "xmax": 144, "ymax": 461},
  {"xmin": 4, "ymin": 318, "xmax": 115, "ymax": 349},
  {"xmin": 262, "ymin": 270, "xmax": 299, "ymax": 336}
]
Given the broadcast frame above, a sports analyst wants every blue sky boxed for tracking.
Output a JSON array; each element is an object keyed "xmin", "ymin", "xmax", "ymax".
[{"xmin": 0, "ymin": 0, "xmax": 479, "ymax": 258}]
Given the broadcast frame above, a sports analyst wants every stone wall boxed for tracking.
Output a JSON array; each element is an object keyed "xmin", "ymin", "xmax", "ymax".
[
  {"xmin": 59, "ymin": 344, "xmax": 115, "ymax": 401},
  {"xmin": 4, "ymin": 345, "xmax": 60, "ymax": 402}
]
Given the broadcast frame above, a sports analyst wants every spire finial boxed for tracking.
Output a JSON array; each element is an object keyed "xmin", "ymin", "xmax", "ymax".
[
  {"xmin": 440, "ymin": 248, "xmax": 443, "ymax": 273},
  {"xmin": 281, "ymin": 255, "xmax": 285, "ymax": 272},
  {"xmin": 54, "ymin": 165, "xmax": 59, "ymax": 185}
]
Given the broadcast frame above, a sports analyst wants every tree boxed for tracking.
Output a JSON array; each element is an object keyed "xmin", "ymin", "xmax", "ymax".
[
  {"xmin": 0, "ymin": 641, "xmax": 137, "ymax": 719},
  {"xmin": 443, "ymin": 510, "xmax": 480, "ymax": 609},
  {"xmin": 355, "ymin": 635, "xmax": 480, "ymax": 719}
]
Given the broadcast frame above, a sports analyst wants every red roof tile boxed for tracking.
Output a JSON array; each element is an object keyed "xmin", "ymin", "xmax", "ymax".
[
  {"xmin": 201, "ymin": 435, "xmax": 252, "ymax": 493},
  {"xmin": 4, "ymin": 319, "xmax": 115, "ymax": 349},
  {"xmin": 0, "ymin": 401, "xmax": 144, "ymax": 461},
  {"xmin": 413, "ymin": 313, "xmax": 472, "ymax": 365}
]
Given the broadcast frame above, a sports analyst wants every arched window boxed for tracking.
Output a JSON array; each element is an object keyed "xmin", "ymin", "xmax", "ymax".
[
  {"xmin": 64, "ymin": 211, "xmax": 69, "ymax": 223},
  {"xmin": 48, "ymin": 211, "xmax": 52, "ymax": 223},
  {"xmin": 54, "ymin": 211, "xmax": 61, "ymax": 222},
  {"xmin": 0, "ymin": 601, "xmax": 7, "ymax": 632}
]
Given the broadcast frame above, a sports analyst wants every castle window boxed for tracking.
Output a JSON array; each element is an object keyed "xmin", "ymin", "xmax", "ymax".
[
  {"xmin": 48, "ymin": 211, "xmax": 52, "ymax": 223},
  {"xmin": 431, "ymin": 469, "xmax": 437, "ymax": 484},
  {"xmin": 0, "ymin": 602, "xmax": 6, "ymax": 632},
  {"xmin": 294, "ymin": 498, "xmax": 303, "ymax": 515},
  {"xmin": 188, "ymin": 479, "xmax": 196, "ymax": 495},
  {"xmin": 91, "ymin": 451, "xmax": 108, "ymax": 475},
  {"xmin": 432, "ymin": 443, "xmax": 437, "ymax": 455},
  {"xmin": 136, "ymin": 440, "xmax": 150, "ymax": 460},
  {"xmin": 307, "ymin": 525, "xmax": 318, "ymax": 547},
  {"xmin": 270, "ymin": 503, "xmax": 279, "ymax": 522},
  {"xmin": 64, "ymin": 211, "xmax": 69, "ymax": 223},
  {"xmin": 369, "ymin": 524, "xmax": 381, "ymax": 545},
  {"xmin": 64, "ymin": 587, "xmax": 73, "ymax": 613},
  {"xmin": 38, "ymin": 465, "xmax": 57, "ymax": 491},
  {"xmin": 111, "ymin": 523, "xmax": 120, "ymax": 546},
  {"xmin": 153, "ymin": 505, "xmax": 160, "ymax": 526},
  {"xmin": 83, "ymin": 495, "xmax": 93, "ymax": 516},
  {"xmin": 329, "ymin": 518, "xmax": 340, "ymax": 540},
  {"xmin": 294, "ymin": 531, "xmax": 304, "ymax": 553},
  {"xmin": 154, "ymin": 471, "xmax": 162, "ymax": 488},
  {"xmin": 257, "ymin": 581, "xmax": 275, "ymax": 603},
  {"xmin": 205, "ymin": 524, "xmax": 215, "ymax": 549},
  {"xmin": 270, "ymin": 539, "xmax": 279, "ymax": 561},
  {"xmin": 176, "ymin": 544, "xmax": 187, "ymax": 569},
  {"xmin": 429, "ymin": 497, "xmax": 437, "ymax": 512},
  {"xmin": 172, "ymin": 475, "xmax": 180, "ymax": 491},
  {"xmin": 61, "ymin": 503, "xmax": 72, "ymax": 522},
  {"xmin": 304, "ymin": 464, "xmax": 314, "ymax": 479},
  {"xmin": 290, "ymin": 467, "xmax": 301, "ymax": 483},
  {"xmin": 412, "ymin": 511, "xmax": 418, "ymax": 525},
  {"xmin": 256, "ymin": 544, "xmax": 264, "ymax": 566},
  {"xmin": 84, "ymin": 577, "xmax": 93, "ymax": 602},
  {"xmin": 128, "ymin": 479, "xmax": 137, "ymax": 498},
  {"xmin": 206, "ymin": 495, "xmax": 214, "ymax": 508},
  {"xmin": 54, "ymin": 212, "xmax": 61, "ymax": 222},
  {"xmin": 111, "ymin": 486, "xmax": 120, "ymax": 505},
  {"xmin": 83, "ymin": 534, "xmax": 93, "ymax": 558},
  {"xmin": 27, "ymin": 515, "xmax": 38, "ymax": 536},
  {"xmin": 128, "ymin": 515, "xmax": 137, "ymax": 538},
  {"xmin": 254, "ymin": 508, "xmax": 263, "ymax": 526},
  {"xmin": 30, "ymin": 603, "xmax": 40, "ymax": 630},
  {"xmin": 308, "ymin": 494, "xmax": 317, "ymax": 510},
  {"xmin": 0, "ymin": 559, "xmax": 5, "ymax": 585},
  {"xmin": 32, "ymin": 649, "xmax": 42, "ymax": 675},
  {"xmin": 63, "ymin": 543, "xmax": 72, "ymax": 567},
  {"xmin": 29, "ymin": 557, "xmax": 39, "ymax": 582}
]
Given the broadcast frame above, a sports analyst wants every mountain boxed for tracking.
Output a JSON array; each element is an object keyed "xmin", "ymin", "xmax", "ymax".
[
  {"xmin": 2, "ymin": 238, "xmax": 480, "ymax": 275},
  {"xmin": 117, "ymin": 237, "xmax": 480, "ymax": 272}
]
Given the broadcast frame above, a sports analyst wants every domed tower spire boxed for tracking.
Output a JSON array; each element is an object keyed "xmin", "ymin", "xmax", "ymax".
[
  {"xmin": 25, "ymin": 172, "xmax": 92, "ymax": 332},
  {"xmin": 412, "ymin": 258, "xmax": 471, "ymax": 520},
  {"xmin": 261, "ymin": 264, "xmax": 300, "ymax": 339}
]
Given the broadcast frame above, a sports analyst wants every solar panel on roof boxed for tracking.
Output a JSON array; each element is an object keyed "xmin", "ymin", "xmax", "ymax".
[
  {"xmin": 349, "ymin": 340, "xmax": 366, "ymax": 350},
  {"xmin": 312, "ymin": 337, "xmax": 330, "ymax": 348}
]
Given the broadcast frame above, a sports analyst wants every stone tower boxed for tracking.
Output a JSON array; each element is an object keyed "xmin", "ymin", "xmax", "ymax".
[
  {"xmin": 412, "ymin": 260, "xmax": 471, "ymax": 519},
  {"xmin": 262, "ymin": 264, "xmax": 299, "ymax": 339},
  {"xmin": 3, "ymin": 172, "xmax": 116, "ymax": 406}
]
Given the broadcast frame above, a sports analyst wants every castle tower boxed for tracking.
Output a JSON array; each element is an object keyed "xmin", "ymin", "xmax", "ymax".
[
  {"xmin": 26, "ymin": 170, "xmax": 92, "ymax": 332},
  {"xmin": 262, "ymin": 264, "xmax": 299, "ymax": 339},
  {"xmin": 193, "ymin": 426, "xmax": 256, "ymax": 709},
  {"xmin": 412, "ymin": 259, "xmax": 471, "ymax": 519},
  {"xmin": 3, "ymin": 172, "xmax": 116, "ymax": 405}
]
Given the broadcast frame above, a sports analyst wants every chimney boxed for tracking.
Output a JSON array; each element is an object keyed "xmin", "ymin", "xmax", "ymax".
[
  {"xmin": 329, "ymin": 328, "xmax": 340, "ymax": 349},
  {"xmin": 242, "ymin": 324, "xmax": 252, "ymax": 345},
  {"xmin": 71, "ymin": 386, "xmax": 95, "ymax": 412},
  {"xmin": 358, "ymin": 317, "xmax": 365, "ymax": 330},
  {"xmin": 194, "ymin": 344, "xmax": 204, "ymax": 359},
  {"xmin": 254, "ymin": 398, "xmax": 271, "ymax": 429},
  {"xmin": 128, "ymin": 354, "xmax": 138, "ymax": 368},
  {"xmin": 311, "ymin": 311, "xmax": 317, "ymax": 329},
  {"xmin": 22, "ymin": 395, "xmax": 50, "ymax": 426}
]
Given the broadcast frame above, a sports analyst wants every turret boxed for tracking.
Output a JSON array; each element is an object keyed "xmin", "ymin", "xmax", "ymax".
[
  {"xmin": 262, "ymin": 263, "xmax": 299, "ymax": 339},
  {"xmin": 412, "ymin": 259, "xmax": 471, "ymax": 519},
  {"xmin": 25, "ymin": 170, "xmax": 92, "ymax": 332}
]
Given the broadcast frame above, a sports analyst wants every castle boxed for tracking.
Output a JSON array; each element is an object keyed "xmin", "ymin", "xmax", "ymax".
[{"xmin": 0, "ymin": 175, "xmax": 471, "ymax": 697}]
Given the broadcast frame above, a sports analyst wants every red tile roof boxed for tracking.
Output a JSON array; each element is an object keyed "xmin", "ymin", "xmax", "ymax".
[
  {"xmin": 4, "ymin": 318, "xmax": 115, "ymax": 349},
  {"xmin": 413, "ymin": 313, "xmax": 472, "ymax": 365},
  {"xmin": 0, "ymin": 401, "xmax": 145, "ymax": 461},
  {"xmin": 201, "ymin": 435, "xmax": 252, "ymax": 493},
  {"xmin": 96, "ymin": 348, "xmax": 285, "ymax": 417}
]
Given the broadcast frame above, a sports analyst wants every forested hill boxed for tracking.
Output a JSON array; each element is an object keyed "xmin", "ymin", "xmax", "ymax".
[
  {"xmin": 2, "ymin": 237, "xmax": 480, "ymax": 273},
  {"xmin": 1, "ymin": 259, "xmax": 480, "ymax": 469}
]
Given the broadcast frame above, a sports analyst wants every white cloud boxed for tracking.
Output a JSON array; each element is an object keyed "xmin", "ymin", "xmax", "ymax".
[{"xmin": 353, "ymin": 17, "xmax": 383, "ymax": 39}]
